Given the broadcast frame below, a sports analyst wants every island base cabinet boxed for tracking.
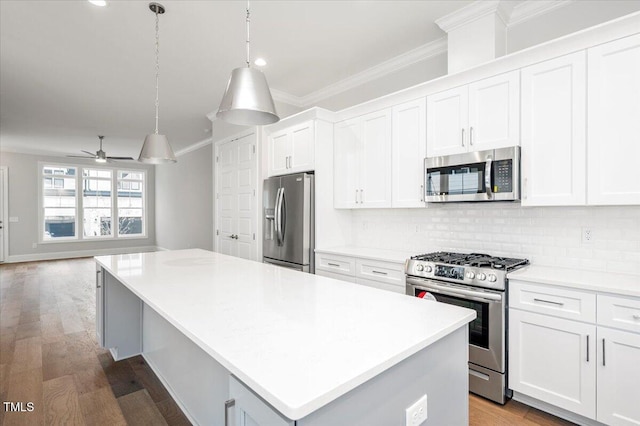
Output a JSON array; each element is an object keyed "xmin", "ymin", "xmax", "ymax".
[
  {"xmin": 508, "ymin": 309, "xmax": 596, "ymax": 419},
  {"xmin": 230, "ymin": 377, "xmax": 294, "ymax": 426},
  {"xmin": 597, "ymin": 327, "xmax": 640, "ymax": 426},
  {"xmin": 95, "ymin": 266, "xmax": 104, "ymax": 347},
  {"xmin": 102, "ymin": 271, "xmax": 142, "ymax": 361}
]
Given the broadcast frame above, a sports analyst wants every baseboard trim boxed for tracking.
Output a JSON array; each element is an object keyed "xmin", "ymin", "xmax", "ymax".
[
  {"xmin": 511, "ymin": 391, "xmax": 603, "ymax": 426},
  {"xmin": 4, "ymin": 246, "xmax": 160, "ymax": 263}
]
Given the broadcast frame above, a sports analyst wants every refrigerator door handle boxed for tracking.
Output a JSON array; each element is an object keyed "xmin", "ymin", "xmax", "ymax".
[
  {"xmin": 275, "ymin": 188, "xmax": 283, "ymax": 246},
  {"xmin": 279, "ymin": 188, "xmax": 286, "ymax": 244}
]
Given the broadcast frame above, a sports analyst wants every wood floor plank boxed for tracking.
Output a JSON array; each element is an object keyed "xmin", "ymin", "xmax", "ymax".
[
  {"xmin": 525, "ymin": 407, "xmax": 577, "ymax": 426},
  {"xmin": 78, "ymin": 386, "xmax": 127, "ymax": 426},
  {"xmin": 15, "ymin": 320, "xmax": 41, "ymax": 341},
  {"xmin": 10, "ymin": 336, "xmax": 42, "ymax": 376},
  {"xmin": 128, "ymin": 356, "xmax": 172, "ymax": 403},
  {"xmin": 156, "ymin": 398, "xmax": 192, "ymax": 426},
  {"xmin": 41, "ymin": 340, "xmax": 72, "ymax": 381},
  {"xmin": 4, "ymin": 367, "xmax": 43, "ymax": 426},
  {"xmin": 98, "ymin": 352, "xmax": 144, "ymax": 398},
  {"xmin": 72, "ymin": 360, "xmax": 110, "ymax": 396},
  {"xmin": 43, "ymin": 375, "xmax": 85, "ymax": 425},
  {"xmin": 118, "ymin": 389, "xmax": 168, "ymax": 426}
]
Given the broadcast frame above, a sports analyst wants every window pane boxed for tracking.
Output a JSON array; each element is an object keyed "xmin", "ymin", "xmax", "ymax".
[
  {"xmin": 43, "ymin": 166, "xmax": 75, "ymax": 176},
  {"xmin": 44, "ymin": 208, "xmax": 76, "ymax": 239},
  {"xmin": 118, "ymin": 209, "xmax": 143, "ymax": 235},
  {"xmin": 83, "ymin": 169, "xmax": 111, "ymax": 178},
  {"xmin": 118, "ymin": 171, "xmax": 143, "ymax": 181},
  {"xmin": 83, "ymin": 208, "xmax": 112, "ymax": 237},
  {"xmin": 83, "ymin": 175, "xmax": 112, "ymax": 237},
  {"xmin": 117, "ymin": 170, "xmax": 144, "ymax": 236}
]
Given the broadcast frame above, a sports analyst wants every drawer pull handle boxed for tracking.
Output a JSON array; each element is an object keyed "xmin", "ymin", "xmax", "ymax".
[
  {"xmin": 602, "ymin": 338, "xmax": 606, "ymax": 366},
  {"xmin": 327, "ymin": 263, "xmax": 340, "ymax": 267},
  {"xmin": 586, "ymin": 335, "xmax": 589, "ymax": 362},
  {"xmin": 633, "ymin": 314, "xmax": 640, "ymax": 320},
  {"xmin": 372, "ymin": 270, "xmax": 388, "ymax": 275},
  {"xmin": 533, "ymin": 298, "xmax": 564, "ymax": 307},
  {"xmin": 224, "ymin": 399, "xmax": 235, "ymax": 426}
]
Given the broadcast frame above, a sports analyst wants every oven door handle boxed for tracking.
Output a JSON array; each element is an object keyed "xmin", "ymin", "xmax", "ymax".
[{"xmin": 407, "ymin": 277, "xmax": 503, "ymax": 303}]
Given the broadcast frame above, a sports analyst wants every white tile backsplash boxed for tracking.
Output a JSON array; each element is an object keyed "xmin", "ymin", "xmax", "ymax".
[{"xmin": 352, "ymin": 204, "xmax": 640, "ymax": 276}]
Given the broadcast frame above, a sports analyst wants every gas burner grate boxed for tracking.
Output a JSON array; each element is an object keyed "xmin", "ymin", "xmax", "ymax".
[{"xmin": 410, "ymin": 251, "xmax": 529, "ymax": 271}]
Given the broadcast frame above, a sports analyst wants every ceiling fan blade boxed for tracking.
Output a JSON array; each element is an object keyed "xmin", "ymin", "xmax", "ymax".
[
  {"xmin": 106, "ymin": 156, "xmax": 135, "ymax": 160},
  {"xmin": 67, "ymin": 155, "xmax": 94, "ymax": 158},
  {"xmin": 81, "ymin": 150, "xmax": 96, "ymax": 156}
]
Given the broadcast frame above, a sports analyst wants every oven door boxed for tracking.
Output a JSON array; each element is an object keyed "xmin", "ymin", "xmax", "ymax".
[{"xmin": 406, "ymin": 276, "xmax": 505, "ymax": 373}]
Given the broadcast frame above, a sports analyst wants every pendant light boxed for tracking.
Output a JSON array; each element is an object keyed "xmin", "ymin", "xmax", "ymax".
[
  {"xmin": 217, "ymin": 0, "xmax": 279, "ymax": 126},
  {"xmin": 138, "ymin": 2, "xmax": 177, "ymax": 164}
]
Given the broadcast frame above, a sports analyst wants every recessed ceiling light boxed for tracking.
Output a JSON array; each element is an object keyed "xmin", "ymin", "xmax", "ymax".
[
  {"xmin": 88, "ymin": 0, "xmax": 107, "ymax": 7},
  {"xmin": 254, "ymin": 58, "xmax": 267, "ymax": 67}
]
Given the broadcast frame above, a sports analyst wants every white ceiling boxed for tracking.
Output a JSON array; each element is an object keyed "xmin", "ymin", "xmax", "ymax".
[{"xmin": 0, "ymin": 0, "xmax": 477, "ymax": 158}]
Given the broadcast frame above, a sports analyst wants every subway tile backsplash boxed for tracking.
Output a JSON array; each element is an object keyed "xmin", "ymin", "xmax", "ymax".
[{"xmin": 352, "ymin": 204, "xmax": 640, "ymax": 276}]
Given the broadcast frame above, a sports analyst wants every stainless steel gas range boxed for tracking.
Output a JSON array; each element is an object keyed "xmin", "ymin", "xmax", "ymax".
[{"xmin": 405, "ymin": 252, "xmax": 529, "ymax": 404}]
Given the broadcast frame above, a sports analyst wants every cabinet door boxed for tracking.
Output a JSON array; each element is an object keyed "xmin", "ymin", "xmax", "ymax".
[
  {"xmin": 426, "ymin": 86, "xmax": 468, "ymax": 157},
  {"xmin": 95, "ymin": 265, "xmax": 104, "ymax": 347},
  {"xmin": 289, "ymin": 121, "xmax": 315, "ymax": 173},
  {"xmin": 468, "ymin": 71, "xmax": 520, "ymax": 151},
  {"xmin": 588, "ymin": 34, "xmax": 640, "ymax": 205},
  {"xmin": 333, "ymin": 119, "xmax": 360, "ymax": 208},
  {"xmin": 268, "ymin": 130, "xmax": 289, "ymax": 177},
  {"xmin": 229, "ymin": 376, "xmax": 294, "ymax": 426},
  {"xmin": 359, "ymin": 109, "xmax": 392, "ymax": 207},
  {"xmin": 597, "ymin": 327, "xmax": 640, "ymax": 426},
  {"xmin": 521, "ymin": 52, "xmax": 586, "ymax": 206},
  {"xmin": 509, "ymin": 309, "xmax": 596, "ymax": 419},
  {"xmin": 392, "ymin": 98, "xmax": 426, "ymax": 208}
]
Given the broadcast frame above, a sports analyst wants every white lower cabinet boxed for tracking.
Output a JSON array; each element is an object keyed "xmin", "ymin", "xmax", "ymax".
[
  {"xmin": 509, "ymin": 281, "xmax": 640, "ymax": 425},
  {"xmin": 509, "ymin": 309, "xmax": 596, "ymax": 418},
  {"xmin": 315, "ymin": 252, "xmax": 405, "ymax": 294},
  {"xmin": 229, "ymin": 376, "xmax": 293, "ymax": 426}
]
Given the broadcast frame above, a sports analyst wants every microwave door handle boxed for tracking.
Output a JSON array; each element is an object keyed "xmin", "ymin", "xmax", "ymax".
[{"xmin": 485, "ymin": 157, "xmax": 493, "ymax": 199}]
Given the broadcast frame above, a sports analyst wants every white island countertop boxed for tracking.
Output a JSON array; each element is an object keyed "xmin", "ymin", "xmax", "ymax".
[{"xmin": 95, "ymin": 249, "xmax": 475, "ymax": 420}]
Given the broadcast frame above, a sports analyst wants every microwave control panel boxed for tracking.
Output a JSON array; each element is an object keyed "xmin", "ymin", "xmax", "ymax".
[{"xmin": 492, "ymin": 159, "xmax": 513, "ymax": 193}]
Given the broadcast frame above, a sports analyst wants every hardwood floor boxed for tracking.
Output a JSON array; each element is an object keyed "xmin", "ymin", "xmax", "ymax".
[{"xmin": 0, "ymin": 257, "xmax": 574, "ymax": 425}]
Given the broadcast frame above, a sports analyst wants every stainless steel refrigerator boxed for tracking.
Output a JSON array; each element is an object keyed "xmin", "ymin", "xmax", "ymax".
[{"xmin": 263, "ymin": 173, "xmax": 314, "ymax": 273}]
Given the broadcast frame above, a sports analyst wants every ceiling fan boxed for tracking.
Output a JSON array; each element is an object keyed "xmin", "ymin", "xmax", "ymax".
[{"xmin": 67, "ymin": 135, "xmax": 134, "ymax": 163}]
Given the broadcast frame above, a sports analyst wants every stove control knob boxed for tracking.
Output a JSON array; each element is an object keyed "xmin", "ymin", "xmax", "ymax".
[
  {"xmin": 477, "ymin": 273, "xmax": 486, "ymax": 281},
  {"xmin": 425, "ymin": 265, "xmax": 433, "ymax": 273},
  {"xmin": 488, "ymin": 274, "xmax": 497, "ymax": 282},
  {"xmin": 416, "ymin": 264, "xmax": 424, "ymax": 272},
  {"xmin": 466, "ymin": 271, "xmax": 475, "ymax": 279}
]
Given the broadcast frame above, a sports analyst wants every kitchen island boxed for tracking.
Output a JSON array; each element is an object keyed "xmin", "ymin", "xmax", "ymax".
[{"xmin": 94, "ymin": 249, "xmax": 475, "ymax": 425}]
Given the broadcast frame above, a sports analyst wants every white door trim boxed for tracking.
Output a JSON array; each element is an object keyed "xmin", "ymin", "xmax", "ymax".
[{"xmin": 0, "ymin": 166, "xmax": 8, "ymax": 262}]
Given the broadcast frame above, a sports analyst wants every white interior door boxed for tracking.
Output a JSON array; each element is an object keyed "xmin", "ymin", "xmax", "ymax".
[
  {"xmin": 0, "ymin": 167, "xmax": 7, "ymax": 262},
  {"xmin": 215, "ymin": 133, "xmax": 257, "ymax": 260}
]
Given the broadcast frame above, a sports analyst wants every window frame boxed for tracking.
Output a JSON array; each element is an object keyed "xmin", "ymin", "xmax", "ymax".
[{"xmin": 38, "ymin": 162, "xmax": 148, "ymax": 243}]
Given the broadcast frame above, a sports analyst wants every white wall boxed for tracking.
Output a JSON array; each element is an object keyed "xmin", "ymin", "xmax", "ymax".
[
  {"xmin": 351, "ymin": 205, "xmax": 640, "ymax": 276},
  {"xmin": 0, "ymin": 151, "xmax": 156, "ymax": 261},
  {"xmin": 155, "ymin": 144, "xmax": 213, "ymax": 251}
]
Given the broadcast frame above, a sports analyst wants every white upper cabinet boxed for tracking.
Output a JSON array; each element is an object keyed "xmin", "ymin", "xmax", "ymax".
[
  {"xmin": 521, "ymin": 51, "xmax": 587, "ymax": 206},
  {"xmin": 392, "ymin": 98, "xmax": 426, "ymax": 208},
  {"xmin": 267, "ymin": 120, "xmax": 315, "ymax": 177},
  {"xmin": 334, "ymin": 110, "xmax": 392, "ymax": 208},
  {"xmin": 588, "ymin": 34, "xmax": 640, "ymax": 205},
  {"xmin": 427, "ymin": 70, "xmax": 520, "ymax": 157}
]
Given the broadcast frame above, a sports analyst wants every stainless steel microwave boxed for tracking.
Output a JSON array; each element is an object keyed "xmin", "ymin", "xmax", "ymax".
[{"xmin": 424, "ymin": 146, "xmax": 520, "ymax": 202}]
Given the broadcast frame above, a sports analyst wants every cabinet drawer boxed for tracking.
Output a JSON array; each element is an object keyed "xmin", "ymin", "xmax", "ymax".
[
  {"xmin": 355, "ymin": 258, "xmax": 405, "ymax": 287},
  {"xmin": 316, "ymin": 269, "xmax": 356, "ymax": 284},
  {"xmin": 356, "ymin": 277, "xmax": 405, "ymax": 294},
  {"xmin": 315, "ymin": 253, "xmax": 356, "ymax": 276},
  {"xmin": 510, "ymin": 280, "xmax": 596, "ymax": 322},
  {"xmin": 598, "ymin": 294, "xmax": 640, "ymax": 333}
]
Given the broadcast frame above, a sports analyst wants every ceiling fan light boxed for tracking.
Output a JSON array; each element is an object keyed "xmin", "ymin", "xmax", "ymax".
[
  {"xmin": 138, "ymin": 133, "xmax": 177, "ymax": 164},
  {"xmin": 217, "ymin": 67, "xmax": 279, "ymax": 126}
]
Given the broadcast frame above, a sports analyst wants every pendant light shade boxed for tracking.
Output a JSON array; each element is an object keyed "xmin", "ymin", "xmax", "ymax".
[
  {"xmin": 217, "ymin": 67, "xmax": 279, "ymax": 126},
  {"xmin": 217, "ymin": 1, "xmax": 279, "ymax": 126},
  {"xmin": 138, "ymin": 133, "xmax": 176, "ymax": 164},
  {"xmin": 138, "ymin": 2, "xmax": 176, "ymax": 164}
]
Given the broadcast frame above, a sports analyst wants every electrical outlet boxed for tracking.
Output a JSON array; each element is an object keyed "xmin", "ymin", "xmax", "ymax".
[
  {"xmin": 405, "ymin": 394, "xmax": 428, "ymax": 426},
  {"xmin": 582, "ymin": 228, "xmax": 593, "ymax": 243}
]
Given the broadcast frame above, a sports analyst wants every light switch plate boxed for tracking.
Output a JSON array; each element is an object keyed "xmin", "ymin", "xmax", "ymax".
[{"xmin": 405, "ymin": 394, "xmax": 427, "ymax": 426}]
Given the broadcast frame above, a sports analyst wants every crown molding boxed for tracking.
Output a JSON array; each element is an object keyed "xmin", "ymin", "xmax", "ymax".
[
  {"xmin": 508, "ymin": 0, "xmax": 575, "ymax": 27},
  {"xmin": 269, "ymin": 37, "xmax": 447, "ymax": 109},
  {"xmin": 174, "ymin": 137, "xmax": 212, "ymax": 157},
  {"xmin": 435, "ymin": 0, "xmax": 506, "ymax": 33}
]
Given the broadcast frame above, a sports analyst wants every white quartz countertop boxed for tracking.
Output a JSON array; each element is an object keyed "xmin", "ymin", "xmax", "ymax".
[
  {"xmin": 315, "ymin": 246, "xmax": 414, "ymax": 264},
  {"xmin": 95, "ymin": 249, "xmax": 475, "ymax": 420},
  {"xmin": 508, "ymin": 265, "xmax": 640, "ymax": 298}
]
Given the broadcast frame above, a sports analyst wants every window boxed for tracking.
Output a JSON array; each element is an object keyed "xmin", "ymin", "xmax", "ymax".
[
  {"xmin": 40, "ymin": 164, "xmax": 146, "ymax": 242},
  {"xmin": 117, "ymin": 171, "xmax": 145, "ymax": 237},
  {"xmin": 83, "ymin": 169, "xmax": 113, "ymax": 238},
  {"xmin": 42, "ymin": 166, "xmax": 77, "ymax": 240}
]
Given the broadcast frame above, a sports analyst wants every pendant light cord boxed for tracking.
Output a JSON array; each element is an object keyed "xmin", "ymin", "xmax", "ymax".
[
  {"xmin": 154, "ymin": 8, "xmax": 160, "ymax": 134},
  {"xmin": 246, "ymin": 0, "xmax": 250, "ymax": 67}
]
